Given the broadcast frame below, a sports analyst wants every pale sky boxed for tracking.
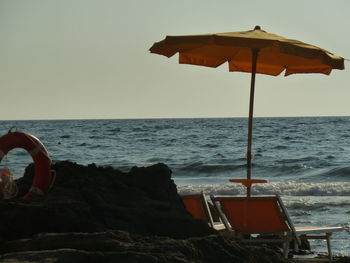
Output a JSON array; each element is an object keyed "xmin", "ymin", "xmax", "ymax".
[{"xmin": 1, "ymin": 0, "xmax": 349, "ymax": 120}]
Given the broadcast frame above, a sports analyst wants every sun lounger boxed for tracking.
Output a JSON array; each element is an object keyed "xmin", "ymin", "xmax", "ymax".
[
  {"xmin": 210, "ymin": 195, "xmax": 344, "ymax": 261},
  {"xmin": 180, "ymin": 192, "xmax": 226, "ymax": 231}
]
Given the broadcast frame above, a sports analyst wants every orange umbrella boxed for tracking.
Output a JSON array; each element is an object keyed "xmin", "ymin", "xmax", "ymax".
[{"xmin": 149, "ymin": 26, "xmax": 344, "ymax": 196}]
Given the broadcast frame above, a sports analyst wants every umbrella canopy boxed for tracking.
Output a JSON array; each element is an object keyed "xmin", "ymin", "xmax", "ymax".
[
  {"xmin": 150, "ymin": 26, "xmax": 344, "ymax": 75},
  {"xmin": 149, "ymin": 26, "xmax": 344, "ymax": 196}
]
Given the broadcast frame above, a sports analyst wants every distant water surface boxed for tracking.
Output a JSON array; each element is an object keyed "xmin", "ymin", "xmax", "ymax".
[{"xmin": 0, "ymin": 117, "xmax": 349, "ymax": 255}]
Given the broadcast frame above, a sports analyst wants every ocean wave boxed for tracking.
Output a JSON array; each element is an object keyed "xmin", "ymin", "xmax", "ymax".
[
  {"xmin": 178, "ymin": 163, "xmax": 245, "ymax": 174},
  {"xmin": 273, "ymin": 145, "xmax": 289, "ymax": 150},
  {"xmin": 287, "ymin": 200, "xmax": 350, "ymax": 210},
  {"xmin": 106, "ymin": 128, "xmax": 121, "ymax": 133},
  {"xmin": 177, "ymin": 181, "xmax": 350, "ymax": 197},
  {"xmin": 319, "ymin": 167, "xmax": 350, "ymax": 178},
  {"xmin": 202, "ymin": 143, "xmax": 220, "ymax": 149},
  {"xmin": 172, "ymin": 157, "xmax": 350, "ymax": 181},
  {"xmin": 276, "ymin": 156, "xmax": 320, "ymax": 164},
  {"xmin": 88, "ymin": 135, "xmax": 102, "ymax": 140},
  {"xmin": 173, "ymin": 162, "xmax": 314, "ymax": 178}
]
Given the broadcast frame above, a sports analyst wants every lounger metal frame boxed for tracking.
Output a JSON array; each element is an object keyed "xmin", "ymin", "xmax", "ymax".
[
  {"xmin": 180, "ymin": 191, "xmax": 225, "ymax": 231},
  {"xmin": 210, "ymin": 194, "xmax": 344, "ymax": 262}
]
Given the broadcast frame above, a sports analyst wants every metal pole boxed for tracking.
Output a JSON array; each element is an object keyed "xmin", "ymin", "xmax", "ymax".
[{"xmin": 246, "ymin": 48, "xmax": 259, "ymax": 197}]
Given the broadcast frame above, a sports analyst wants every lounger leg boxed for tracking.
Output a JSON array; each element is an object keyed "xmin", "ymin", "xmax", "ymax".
[
  {"xmin": 210, "ymin": 195, "xmax": 233, "ymax": 232},
  {"xmin": 326, "ymin": 233, "xmax": 332, "ymax": 262},
  {"xmin": 293, "ymin": 239, "xmax": 299, "ymax": 252},
  {"xmin": 282, "ymin": 240, "xmax": 289, "ymax": 258}
]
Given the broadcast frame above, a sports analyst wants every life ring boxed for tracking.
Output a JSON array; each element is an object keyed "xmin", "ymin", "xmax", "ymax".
[{"xmin": 0, "ymin": 130, "xmax": 55, "ymax": 199}]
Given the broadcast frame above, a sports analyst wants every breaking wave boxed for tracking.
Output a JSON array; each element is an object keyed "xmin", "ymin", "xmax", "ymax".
[{"xmin": 178, "ymin": 181, "xmax": 350, "ymax": 197}]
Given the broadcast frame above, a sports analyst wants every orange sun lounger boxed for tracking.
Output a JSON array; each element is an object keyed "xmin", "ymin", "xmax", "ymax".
[
  {"xmin": 210, "ymin": 195, "xmax": 344, "ymax": 261},
  {"xmin": 180, "ymin": 192, "xmax": 226, "ymax": 231}
]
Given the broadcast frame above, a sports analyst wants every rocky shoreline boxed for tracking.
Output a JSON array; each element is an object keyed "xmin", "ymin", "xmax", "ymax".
[{"xmin": 0, "ymin": 161, "xmax": 348, "ymax": 262}]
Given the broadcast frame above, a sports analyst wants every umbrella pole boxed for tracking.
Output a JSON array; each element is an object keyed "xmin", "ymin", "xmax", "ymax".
[{"xmin": 246, "ymin": 48, "xmax": 259, "ymax": 197}]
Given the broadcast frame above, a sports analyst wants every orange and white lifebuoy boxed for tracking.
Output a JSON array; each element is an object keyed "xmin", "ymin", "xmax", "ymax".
[{"xmin": 0, "ymin": 130, "xmax": 55, "ymax": 199}]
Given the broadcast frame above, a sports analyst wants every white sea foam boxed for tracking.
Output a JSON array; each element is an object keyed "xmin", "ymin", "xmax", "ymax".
[{"xmin": 177, "ymin": 181, "xmax": 350, "ymax": 196}]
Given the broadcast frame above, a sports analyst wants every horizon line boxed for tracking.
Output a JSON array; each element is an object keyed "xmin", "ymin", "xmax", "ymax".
[{"xmin": 0, "ymin": 115, "xmax": 349, "ymax": 122}]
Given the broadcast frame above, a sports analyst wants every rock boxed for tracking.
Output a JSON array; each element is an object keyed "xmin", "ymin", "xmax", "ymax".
[
  {"xmin": 0, "ymin": 230, "xmax": 288, "ymax": 263},
  {"xmin": 336, "ymin": 257, "xmax": 350, "ymax": 263},
  {"xmin": 0, "ymin": 161, "xmax": 214, "ymax": 240}
]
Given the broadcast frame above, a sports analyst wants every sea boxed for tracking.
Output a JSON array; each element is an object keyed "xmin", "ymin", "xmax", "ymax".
[{"xmin": 0, "ymin": 117, "xmax": 349, "ymax": 256}]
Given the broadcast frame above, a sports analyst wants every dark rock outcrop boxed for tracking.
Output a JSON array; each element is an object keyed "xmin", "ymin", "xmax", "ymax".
[
  {"xmin": 0, "ymin": 161, "xmax": 214, "ymax": 241},
  {"xmin": 0, "ymin": 230, "xmax": 287, "ymax": 263}
]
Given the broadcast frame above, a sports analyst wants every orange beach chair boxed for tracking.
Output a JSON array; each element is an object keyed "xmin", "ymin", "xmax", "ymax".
[
  {"xmin": 210, "ymin": 195, "xmax": 344, "ymax": 261},
  {"xmin": 180, "ymin": 192, "xmax": 225, "ymax": 231}
]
